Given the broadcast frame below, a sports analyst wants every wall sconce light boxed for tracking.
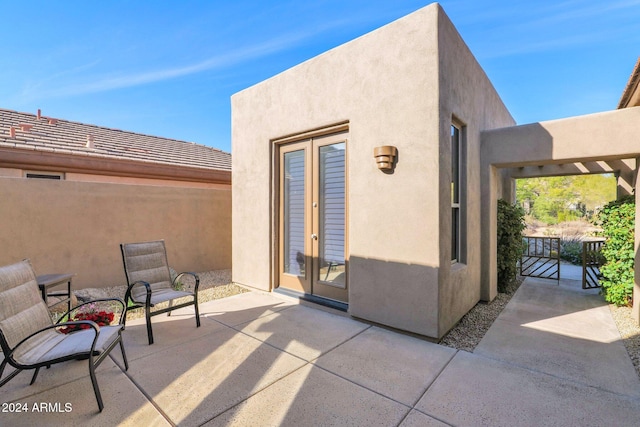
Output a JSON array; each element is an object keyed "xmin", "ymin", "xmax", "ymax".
[{"xmin": 373, "ymin": 146, "xmax": 397, "ymax": 172}]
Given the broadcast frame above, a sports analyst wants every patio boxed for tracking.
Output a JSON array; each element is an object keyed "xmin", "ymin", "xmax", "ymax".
[{"xmin": 2, "ymin": 279, "xmax": 639, "ymax": 426}]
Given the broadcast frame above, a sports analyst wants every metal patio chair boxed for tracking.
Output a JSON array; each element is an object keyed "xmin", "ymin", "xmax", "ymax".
[
  {"xmin": 0, "ymin": 259, "xmax": 128, "ymax": 412},
  {"xmin": 120, "ymin": 240, "xmax": 200, "ymax": 345}
]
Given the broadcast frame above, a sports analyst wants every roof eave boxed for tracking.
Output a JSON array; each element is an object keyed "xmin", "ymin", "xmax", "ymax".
[
  {"xmin": 0, "ymin": 146, "xmax": 231, "ymax": 185},
  {"xmin": 618, "ymin": 56, "xmax": 640, "ymax": 109}
]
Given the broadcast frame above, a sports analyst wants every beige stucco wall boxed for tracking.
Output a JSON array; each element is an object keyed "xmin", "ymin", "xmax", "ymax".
[
  {"xmin": 0, "ymin": 168, "xmax": 228, "ymax": 190},
  {"xmin": 0, "ymin": 177, "xmax": 231, "ymax": 290},
  {"xmin": 66, "ymin": 172, "xmax": 229, "ymax": 190},
  {"xmin": 0, "ymin": 167, "xmax": 21, "ymax": 177},
  {"xmin": 232, "ymin": 4, "xmax": 515, "ymax": 338},
  {"xmin": 483, "ymin": 108, "xmax": 640, "ymax": 167},
  {"xmin": 435, "ymin": 7, "xmax": 515, "ymax": 336}
]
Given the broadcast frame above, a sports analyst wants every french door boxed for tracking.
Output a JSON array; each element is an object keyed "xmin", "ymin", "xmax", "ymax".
[{"xmin": 278, "ymin": 132, "xmax": 348, "ymax": 303}]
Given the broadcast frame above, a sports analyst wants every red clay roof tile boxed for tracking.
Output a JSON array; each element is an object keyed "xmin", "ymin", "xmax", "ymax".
[{"xmin": 0, "ymin": 108, "xmax": 231, "ymax": 171}]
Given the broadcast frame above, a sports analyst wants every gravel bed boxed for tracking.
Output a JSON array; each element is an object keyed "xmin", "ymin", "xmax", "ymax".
[
  {"xmin": 439, "ymin": 277, "xmax": 640, "ymax": 381},
  {"xmin": 439, "ymin": 278, "xmax": 521, "ymax": 352},
  {"xmin": 609, "ymin": 304, "xmax": 640, "ymax": 379}
]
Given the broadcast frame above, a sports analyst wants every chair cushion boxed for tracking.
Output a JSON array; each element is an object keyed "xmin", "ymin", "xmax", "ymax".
[
  {"xmin": 12, "ymin": 325, "xmax": 123, "ymax": 366},
  {"xmin": 131, "ymin": 288, "xmax": 194, "ymax": 306}
]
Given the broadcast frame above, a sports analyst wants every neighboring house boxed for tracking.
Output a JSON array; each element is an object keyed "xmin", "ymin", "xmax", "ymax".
[
  {"xmin": 232, "ymin": 2, "xmax": 640, "ymax": 339},
  {"xmin": 0, "ymin": 108, "xmax": 232, "ymax": 290},
  {"xmin": 0, "ymin": 108, "xmax": 230, "ymax": 186}
]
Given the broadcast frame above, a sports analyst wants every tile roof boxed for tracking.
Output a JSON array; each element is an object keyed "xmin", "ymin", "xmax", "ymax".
[
  {"xmin": 0, "ymin": 108, "xmax": 231, "ymax": 171},
  {"xmin": 618, "ymin": 56, "xmax": 640, "ymax": 109}
]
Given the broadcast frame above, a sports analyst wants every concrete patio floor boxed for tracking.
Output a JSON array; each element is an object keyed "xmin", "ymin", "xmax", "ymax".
[{"xmin": 2, "ymin": 278, "xmax": 639, "ymax": 426}]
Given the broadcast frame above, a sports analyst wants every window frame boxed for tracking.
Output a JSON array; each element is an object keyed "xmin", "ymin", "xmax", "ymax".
[{"xmin": 450, "ymin": 122, "xmax": 465, "ymax": 264}]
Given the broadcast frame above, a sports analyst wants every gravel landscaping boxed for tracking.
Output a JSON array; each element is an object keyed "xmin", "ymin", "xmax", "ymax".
[
  {"xmin": 439, "ymin": 278, "xmax": 522, "ymax": 352},
  {"xmin": 609, "ymin": 304, "xmax": 640, "ymax": 379}
]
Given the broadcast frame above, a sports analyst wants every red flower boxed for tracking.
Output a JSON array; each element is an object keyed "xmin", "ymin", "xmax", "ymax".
[{"xmin": 59, "ymin": 310, "xmax": 114, "ymax": 334}]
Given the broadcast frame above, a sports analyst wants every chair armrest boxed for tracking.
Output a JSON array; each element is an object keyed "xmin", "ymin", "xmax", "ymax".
[
  {"xmin": 56, "ymin": 298, "xmax": 127, "ymax": 325},
  {"xmin": 125, "ymin": 280, "xmax": 152, "ymax": 307},
  {"xmin": 173, "ymin": 272, "xmax": 200, "ymax": 293}
]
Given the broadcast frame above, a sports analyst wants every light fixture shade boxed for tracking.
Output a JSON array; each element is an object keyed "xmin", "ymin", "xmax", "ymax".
[{"xmin": 374, "ymin": 146, "xmax": 397, "ymax": 171}]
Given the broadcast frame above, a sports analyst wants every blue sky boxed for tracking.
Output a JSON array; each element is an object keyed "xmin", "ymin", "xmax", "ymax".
[{"xmin": 1, "ymin": 1, "xmax": 638, "ymax": 153}]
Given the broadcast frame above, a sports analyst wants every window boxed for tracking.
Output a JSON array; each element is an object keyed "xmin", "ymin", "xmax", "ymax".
[
  {"xmin": 25, "ymin": 171, "xmax": 64, "ymax": 180},
  {"xmin": 451, "ymin": 123, "xmax": 464, "ymax": 263}
]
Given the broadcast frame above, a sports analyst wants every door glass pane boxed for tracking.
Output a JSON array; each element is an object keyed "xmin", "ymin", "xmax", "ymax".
[
  {"xmin": 284, "ymin": 150, "xmax": 305, "ymax": 276},
  {"xmin": 318, "ymin": 143, "xmax": 346, "ymax": 287}
]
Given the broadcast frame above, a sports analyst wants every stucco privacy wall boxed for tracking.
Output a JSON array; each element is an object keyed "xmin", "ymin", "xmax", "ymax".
[
  {"xmin": 0, "ymin": 177, "xmax": 231, "ymax": 289},
  {"xmin": 435, "ymin": 7, "xmax": 515, "ymax": 337},
  {"xmin": 233, "ymin": 4, "xmax": 514, "ymax": 338},
  {"xmin": 481, "ymin": 107, "xmax": 640, "ymax": 322}
]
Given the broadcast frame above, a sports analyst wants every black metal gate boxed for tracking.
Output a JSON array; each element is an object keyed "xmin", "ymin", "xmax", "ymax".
[
  {"xmin": 582, "ymin": 239, "xmax": 605, "ymax": 289},
  {"xmin": 521, "ymin": 237, "xmax": 560, "ymax": 281}
]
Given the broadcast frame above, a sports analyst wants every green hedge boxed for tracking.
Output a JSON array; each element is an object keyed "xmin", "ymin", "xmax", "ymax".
[
  {"xmin": 595, "ymin": 195, "xmax": 635, "ymax": 306},
  {"xmin": 497, "ymin": 199, "xmax": 526, "ymax": 293}
]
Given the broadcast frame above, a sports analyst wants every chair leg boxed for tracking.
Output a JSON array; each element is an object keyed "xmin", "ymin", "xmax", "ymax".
[
  {"xmin": 119, "ymin": 335, "xmax": 129, "ymax": 371},
  {"xmin": 194, "ymin": 297, "xmax": 200, "ymax": 328},
  {"xmin": 88, "ymin": 356, "xmax": 104, "ymax": 412},
  {"xmin": 122, "ymin": 306, "xmax": 128, "ymax": 328},
  {"xmin": 146, "ymin": 305, "xmax": 154, "ymax": 345},
  {"xmin": 167, "ymin": 299, "xmax": 173, "ymax": 317},
  {"xmin": 30, "ymin": 367, "xmax": 40, "ymax": 385},
  {"xmin": 0, "ymin": 358, "xmax": 7, "ymax": 379},
  {"xmin": 0, "ymin": 359, "xmax": 22, "ymax": 388}
]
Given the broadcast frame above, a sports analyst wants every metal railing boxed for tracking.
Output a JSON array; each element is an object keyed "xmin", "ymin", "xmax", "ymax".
[
  {"xmin": 582, "ymin": 239, "xmax": 605, "ymax": 289},
  {"xmin": 520, "ymin": 237, "xmax": 560, "ymax": 281}
]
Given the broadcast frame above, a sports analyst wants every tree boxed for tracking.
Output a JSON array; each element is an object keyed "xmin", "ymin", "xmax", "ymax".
[{"xmin": 516, "ymin": 174, "xmax": 616, "ymax": 224}]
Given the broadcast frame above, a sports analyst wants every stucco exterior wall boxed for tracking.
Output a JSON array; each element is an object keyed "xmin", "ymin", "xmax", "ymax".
[
  {"xmin": 435, "ymin": 7, "xmax": 515, "ymax": 337},
  {"xmin": 232, "ymin": 3, "xmax": 517, "ymax": 338},
  {"xmin": 65, "ymin": 172, "xmax": 229, "ymax": 189},
  {"xmin": 0, "ymin": 177, "xmax": 231, "ymax": 289},
  {"xmin": 0, "ymin": 167, "xmax": 230, "ymax": 190},
  {"xmin": 483, "ymin": 107, "xmax": 640, "ymax": 167},
  {"xmin": 233, "ymin": 4, "xmax": 442, "ymax": 336}
]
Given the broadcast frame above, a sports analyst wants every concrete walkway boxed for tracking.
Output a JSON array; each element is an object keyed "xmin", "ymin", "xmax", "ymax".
[{"xmin": 2, "ymin": 279, "xmax": 639, "ymax": 426}]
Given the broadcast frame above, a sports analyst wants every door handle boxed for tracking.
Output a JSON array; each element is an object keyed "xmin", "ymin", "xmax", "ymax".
[{"xmin": 311, "ymin": 234, "xmax": 318, "ymax": 240}]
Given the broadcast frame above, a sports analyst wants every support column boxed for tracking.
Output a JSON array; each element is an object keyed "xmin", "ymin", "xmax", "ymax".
[
  {"xmin": 616, "ymin": 159, "xmax": 636, "ymax": 199},
  {"xmin": 501, "ymin": 171, "xmax": 516, "ymax": 203},
  {"xmin": 480, "ymin": 164, "xmax": 500, "ymax": 302}
]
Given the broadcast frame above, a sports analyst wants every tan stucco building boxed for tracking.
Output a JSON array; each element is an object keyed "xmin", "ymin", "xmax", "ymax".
[
  {"xmin": 232, "ymin": 3, "xmax": 640, "ymax": 338},
  {"xmin": 232, "ymin": 4, "xmax": 514, "ymax": 339}
]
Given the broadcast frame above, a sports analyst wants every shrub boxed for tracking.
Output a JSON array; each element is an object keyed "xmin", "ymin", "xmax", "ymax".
[
  {"xmin": 560, "ymin": 238, "xmax": 583, "ymax": 265},
  {"xmin": 594, "ymin": 195, "xmax": 635, "ymax": 306},
  {"xmin": 497, "ymin": 199, "xmax": 526, "ymax": 293}
]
